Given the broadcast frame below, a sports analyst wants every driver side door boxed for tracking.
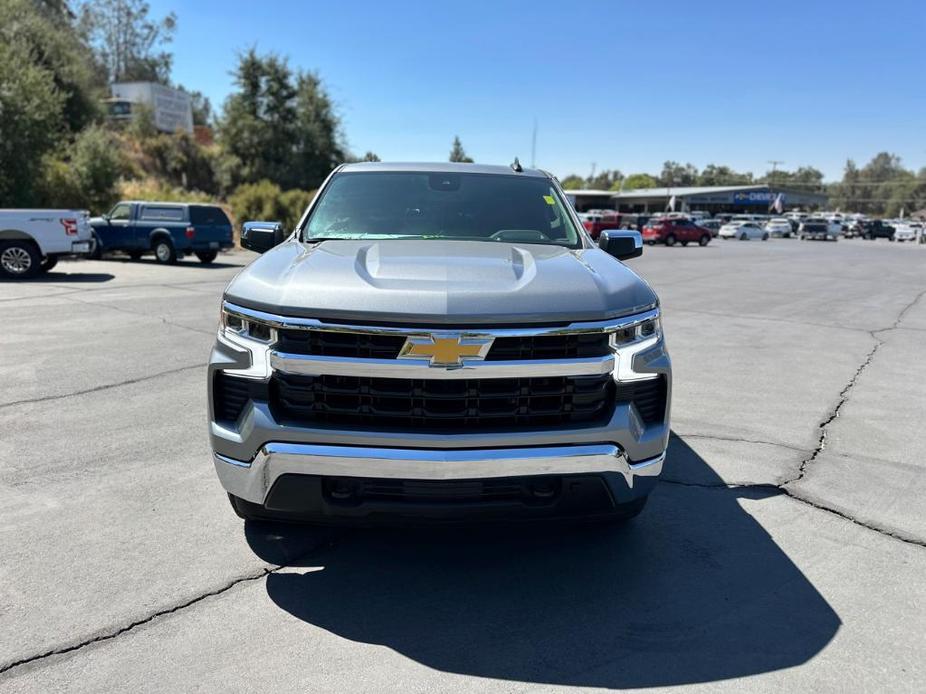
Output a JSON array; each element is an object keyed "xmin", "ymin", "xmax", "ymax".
[{"xmin": 96, "ymin": 203, "xmax": 133, "ymax": 250}]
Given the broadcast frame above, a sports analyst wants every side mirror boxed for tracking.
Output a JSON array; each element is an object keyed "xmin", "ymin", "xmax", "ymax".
[
  {"xmin": 599, "ymin": 229, "xmax": 643, "ymax": 260},
  {"xmin": 241, "ymin": 221, "xmax": 285, "ymax": 253}
]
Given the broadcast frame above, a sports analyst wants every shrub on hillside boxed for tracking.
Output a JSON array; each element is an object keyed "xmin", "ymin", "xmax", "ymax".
[
  {"xmin": 229, "ymin": 180, "xmax": 316, "ymax": 232},
  {"xmin": 39, "ymin": 126, "xmax": 128, "ymax": 213}
]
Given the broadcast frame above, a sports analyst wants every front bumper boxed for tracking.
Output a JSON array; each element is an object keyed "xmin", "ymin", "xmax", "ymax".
[{"xmin": 215, "ymin": 442, "xmax": 664, "ymax": 505}]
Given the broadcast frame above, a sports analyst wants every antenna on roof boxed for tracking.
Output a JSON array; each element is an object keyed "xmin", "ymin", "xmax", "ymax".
[{"xmin": 511, "ymin": 157, "xmax": 523, "ymax": 173}]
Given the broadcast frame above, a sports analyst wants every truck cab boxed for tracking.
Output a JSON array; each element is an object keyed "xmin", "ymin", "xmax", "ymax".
[{"xmin": 91, "ymin": 201, "xmax": 234, "ymax": 264}]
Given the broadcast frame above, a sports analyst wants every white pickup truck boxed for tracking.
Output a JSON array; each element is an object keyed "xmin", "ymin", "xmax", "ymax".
[{"xmin": 0, "ymin": 209, "xmax": 95, "ymax": 279}]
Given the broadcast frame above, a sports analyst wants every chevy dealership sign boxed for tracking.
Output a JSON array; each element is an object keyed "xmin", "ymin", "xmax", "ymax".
[{"xmin": 732, "ymin": 191, "xmax": 781, "ymax": 205}]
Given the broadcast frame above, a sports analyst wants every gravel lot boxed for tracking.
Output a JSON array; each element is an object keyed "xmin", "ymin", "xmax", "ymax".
[{"xmin": 1, "ymin": 238, "xmax": 925, "ymax": 692}]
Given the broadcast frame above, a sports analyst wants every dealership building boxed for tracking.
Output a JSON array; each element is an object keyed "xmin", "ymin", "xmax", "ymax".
[{"xmin": 565, "ymin": 184, "xmax": 828, "ymax": 214}]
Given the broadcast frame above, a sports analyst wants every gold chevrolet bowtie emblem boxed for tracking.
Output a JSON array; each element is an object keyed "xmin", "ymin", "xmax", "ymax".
[{"xmin": 398, "ymin": 334, "xmax": 494, "ymax": 367}]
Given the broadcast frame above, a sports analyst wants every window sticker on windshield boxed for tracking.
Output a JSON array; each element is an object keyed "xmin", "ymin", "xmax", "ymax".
[{"xmin": 543, "ymin": 195, "xmax": 555, "ymax": 205}]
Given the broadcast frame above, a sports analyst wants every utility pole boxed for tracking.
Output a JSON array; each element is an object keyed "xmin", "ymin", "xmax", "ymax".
[
  {"xmin": 768, "ymin": 160, "xmax": 784, "ymax": 183},
  {"xmin": 589, "ymin": 162, "xmax": 596, "ymax": 186}
]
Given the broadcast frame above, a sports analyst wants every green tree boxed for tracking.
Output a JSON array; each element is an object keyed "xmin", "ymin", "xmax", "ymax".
[
  {"xmin": 697, "ymin": 165, "xmax": 753, "ymax": 186},
  {"xmin": 1, "ymin": 0, "xmax": 102, "ymax": 136},
  {"xmin": 183, "ymin": 88, "xmax": 212, "ymax": 126},
  {"xmin": 39, "ymin": 126, "xmax": 128, "ymax": 212},
  {"xmin": 141, "ymin": 131, "xmax": 218, "ymax": 194},
  {"xmin": 587, "ymin": 170, "xmax": 623, "ymax": 190},
  {"xmin": 217, "ymin": 50, "xmax": 344, "ymax": 191},
  {"xmin": 78, "ymin": 0, "xmax": 177, "ymax": 83},
  {"xmin": 622, "ymin": 173, "xmax": 658, "ymax": 190},
  {"xmin": 0, "ymin": 38, "xmax": 66, "ymax": 205},
  {"xmin": 658, "ymin": 161, "xmax": 698, "ymax": 187},
  {"xmin": 762, "ymin": 166, "xmax": 824, "ymax": 190},
  {"xmin": 449, "ymin": 136, "xmax": 473, "ymax": 163},
  {"xmin": 559, "ymin": 175, "xmax": 585, "ymax": 190},
  {"xmin": 361, "ymin": 151, "xmax": 381, "ymax": 162}
]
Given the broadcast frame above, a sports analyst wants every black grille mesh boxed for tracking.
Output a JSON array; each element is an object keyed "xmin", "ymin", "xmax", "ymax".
[{"xmin": 271, "ymin": 373, "xmax": 614, "ymax": 432}]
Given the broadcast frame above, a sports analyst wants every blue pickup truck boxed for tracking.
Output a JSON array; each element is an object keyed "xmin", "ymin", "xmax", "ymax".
[{"xmin": 90, "ymin": 201, "xmax": 234, "ymax": 264}]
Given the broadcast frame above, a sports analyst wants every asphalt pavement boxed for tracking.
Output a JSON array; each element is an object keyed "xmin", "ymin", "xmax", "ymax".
[{"xmin": 1, "ymin": 238, "xmax": 925, "ymax": 692}]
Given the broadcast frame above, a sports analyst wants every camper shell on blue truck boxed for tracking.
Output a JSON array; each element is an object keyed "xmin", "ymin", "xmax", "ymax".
[{"xmin": 90, "ymin": 201, "xmax": 234, "ymax": 264}]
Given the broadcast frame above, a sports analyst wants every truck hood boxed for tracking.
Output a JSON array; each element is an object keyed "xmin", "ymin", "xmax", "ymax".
[{"xmin": 224, "ymin": 240, "xmax": 657, "ymax": 325}]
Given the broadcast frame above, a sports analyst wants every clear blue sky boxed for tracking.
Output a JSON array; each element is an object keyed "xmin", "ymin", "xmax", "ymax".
[{"xmin": 152, "ymin": 0, "xmax": 926, "ymax": 181}]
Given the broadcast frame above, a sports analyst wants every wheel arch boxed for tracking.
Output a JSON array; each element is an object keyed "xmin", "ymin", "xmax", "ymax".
[
  {"xmin": 0, "ymin": 229, "xmax": 38, "ymax": 243},
  {"xmin": 148, "ymin": 228, "xmax": 173, "ymax": 247}
]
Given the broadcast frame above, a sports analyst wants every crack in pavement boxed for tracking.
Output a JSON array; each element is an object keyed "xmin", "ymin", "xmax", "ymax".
[
  {"xmin": 61, "ymin": 294, "xmax": 216, "ymax": 337},
  {"xmin": 672, "ymin": 432, "xmax": 811, "ymax": 454},
  {"xmin": 0, "ymin": 534, "xmax": 339, "ymax": 676},
  {"xmin": 660, "ymin": 478, "xmax": 926, "ymax": 549},
  {"xmin": 662, "ymin": 289, "xmax": 926, "ymax": 550},
  {"xmin": 782, "ymin": 288, "xmax": 926, "ymax": 487},
  {"xmin": 0, "ymin": 363, "xmax": 204, "ymax": 410}
]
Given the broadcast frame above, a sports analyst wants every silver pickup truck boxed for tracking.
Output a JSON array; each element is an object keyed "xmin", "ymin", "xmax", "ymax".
[{"xmin": 209, "ymin": 162, "xmax": 671, "ymax": 524}]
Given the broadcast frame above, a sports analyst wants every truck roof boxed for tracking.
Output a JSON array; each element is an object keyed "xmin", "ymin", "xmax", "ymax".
[{"xmin": 337, "ymin": 161, "xmax": 550, "ymax": 178}]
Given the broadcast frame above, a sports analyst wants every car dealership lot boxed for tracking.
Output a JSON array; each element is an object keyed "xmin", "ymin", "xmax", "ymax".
[{"xmin": 1, "ymin": 241, "xmax": 925, "ymax": 692}]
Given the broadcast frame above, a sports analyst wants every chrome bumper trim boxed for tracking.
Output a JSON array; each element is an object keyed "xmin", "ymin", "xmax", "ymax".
[
  {"xmin": 212, "ymin": 443, "xmax": 666, "ymax": 504},
  {"xmin": 269, "ymin": 351, "xmax": 615, "ymax": 379}
]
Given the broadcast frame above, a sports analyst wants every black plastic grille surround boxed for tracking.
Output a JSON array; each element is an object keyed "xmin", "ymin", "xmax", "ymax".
[
  {"xmin": 614, "ymin": 376, "xmax": 667, "ymax": 425},
  {"xmin": 212, "ymin": 372, "xmax": 270, "ymax": 424},
  {"xmin": 270, "ymin": 373, "xmax": 614, "ymax": 432},
  {"xmin": 276, "ymin": 329, "xmax": 611, "ymax": 361}
]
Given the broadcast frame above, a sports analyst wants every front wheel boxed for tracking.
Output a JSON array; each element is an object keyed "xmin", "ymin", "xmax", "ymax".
[
  {"xmin": 153, "ymin": 238, "xmax": 177, "ymax": 264},
  {"xmin": 699, "ymin": 234, "xmax": 710, "ymax": 246},
  {"xmin": 665, "ymin": 234, "xmax": 677, "ymax": 246},
  {"xmin": 195, "ymin": 250, "xmax": 218, "ymax": 264},
  {"xmin": 740, "ymin": 233, "xmax": 748, "ymax": 241},
  {"xmin": 0, "ymin": 240, "xmax": 42, "ymax": 279},
  {"xmin": 762, "ymin": 233, "xmax": 769, "ymax": 241}
]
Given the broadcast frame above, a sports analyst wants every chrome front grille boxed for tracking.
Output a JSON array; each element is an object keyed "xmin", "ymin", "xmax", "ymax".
[{"xmin": 276, "ymin": 328, "xmax": 611, "ymax": 361}]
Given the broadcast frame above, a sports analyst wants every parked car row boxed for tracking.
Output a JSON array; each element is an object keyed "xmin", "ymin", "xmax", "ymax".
[{"xmin": 0, "ymin": 201, "xmax": 235, "ymax": 279}]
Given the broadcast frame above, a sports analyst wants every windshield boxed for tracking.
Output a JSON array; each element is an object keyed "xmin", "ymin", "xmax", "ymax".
[{"xmin": 303, "ymin": 172, "xmax": 582, "ymax": 248}]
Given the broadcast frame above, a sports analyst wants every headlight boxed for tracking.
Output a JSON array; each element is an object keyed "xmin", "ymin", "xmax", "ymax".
[
  {"xmin": 221, "ymin": 306, "xmax": 276, "ymax": 343},
  {"xmin": 609, "ymin": 313, "xmax": 662, "ymax": 382},
  {"xmin": 609, "ymin": 315, "xmax": 661, "ymax": 349}
]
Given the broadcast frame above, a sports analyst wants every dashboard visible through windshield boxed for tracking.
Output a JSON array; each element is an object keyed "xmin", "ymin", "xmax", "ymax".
[{"xmin": 302, "ymin": 171, "xmax": 582, "ymax": 248}]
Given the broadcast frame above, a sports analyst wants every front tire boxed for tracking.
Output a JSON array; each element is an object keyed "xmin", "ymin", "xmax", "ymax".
[
  {"xmin": 195, "ymin": 250, "xmax": 218, "ymax": 264},
  {"xmin": 740, "ymin": 232, "xmax": 748, "ymax": 241},
  {"xmin": 762, "ymin": 233, "xmax": 769, "ymax": 241},
  {"xmin": 665, "ymin": 234, "xmax": 677, "ymax": 247},
  {"xmin": 699, "ymin": 234, "xmax": 710, "ymax": 246},
  {"xmin": 153, "ymin": 238, "xmax": 177, "ymax": 264},
  {"xmin": 0, "ymin": 240, "xmax": 42, "ymax": 279}
]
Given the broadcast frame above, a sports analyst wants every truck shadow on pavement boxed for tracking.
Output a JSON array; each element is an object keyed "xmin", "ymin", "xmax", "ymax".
[{"xmin": 246, "ymin": 433, "xmax": 840, "ymax": 688}]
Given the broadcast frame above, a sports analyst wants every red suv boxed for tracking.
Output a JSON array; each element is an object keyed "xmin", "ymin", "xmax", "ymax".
[
  {"xmin": 580, "ymin": 212, "xmax": 623, "ymax": 240},
  {"xmin": 642, "ymin": 217, "xmax": 712, "ymax": 246}
]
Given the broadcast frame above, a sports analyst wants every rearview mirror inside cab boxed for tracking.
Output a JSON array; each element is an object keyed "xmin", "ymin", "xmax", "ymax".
[
  {"xmin": 599, "ymin": 229, "xmax": 643, "ymax": 261},
  {"xmin": 241, "ymin": 221, "xmax": 285, "ymax": 253}
]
